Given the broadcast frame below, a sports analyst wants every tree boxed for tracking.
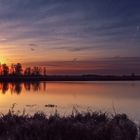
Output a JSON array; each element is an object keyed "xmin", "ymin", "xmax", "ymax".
[
  {"xmin": 14, "ymin": 63, "xmax": 23, "ymax": 76},
  {"xmin": 32, "ymin": 67, "xmax": 42, "ymax": 76},
  {"xmin": 10, "ymin": 64, "xmax": 15, "ymax": 75},
  {"xmin": 2, "ymin": 64, "xmax": 9, "ymax": 76},
  {"xmin": 24, "ymin": 67, "xmax": 31, "ymax": 76},
  {"xmin": 43, "ymin": 67, "xmax": 47, "ymax": 76},
  {"xmin": 0, "ymin": 64, "xmax": 2, "ymax": 75}
]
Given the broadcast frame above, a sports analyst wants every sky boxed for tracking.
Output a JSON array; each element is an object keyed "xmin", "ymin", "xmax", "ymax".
[{"xmin": 0, "ymin": 0, "xmax": 140, "ymax": 75}]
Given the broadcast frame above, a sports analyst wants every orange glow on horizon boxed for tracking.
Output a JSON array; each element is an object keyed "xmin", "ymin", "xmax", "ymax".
[{"xmin": 0, "ymin": 57, "xmax": 7, "ymax": 64}]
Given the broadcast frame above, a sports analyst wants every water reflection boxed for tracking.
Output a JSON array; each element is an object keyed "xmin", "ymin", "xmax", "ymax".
[
  {"xmin": 0, "ymin": 82, "xmax": 46, "ymax": 94},
  {"xmin": 0, "ymin": 82, "xmax": 140, "ymax": 100},
  {"xmin": 0, "ymin": 81, "xmax": 140, "ymax": 120}
]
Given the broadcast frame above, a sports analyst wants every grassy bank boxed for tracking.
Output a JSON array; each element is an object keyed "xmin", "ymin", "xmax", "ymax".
[{"xmin": 0, "ymin": 109, "xmax": 138, "ymax": 140}]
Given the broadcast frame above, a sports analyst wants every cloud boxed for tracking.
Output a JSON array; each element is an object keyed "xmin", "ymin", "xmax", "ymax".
[
  {"xmin": 0, "ymin": 0, "xmax": 140, "ymax": 70},
  {"xmin": 0, "ymin": 37, "xmax": 7, "ymax": 41},
  {"xmin": 0, "ymin": 46, "xmax": 17, "ymax": 50},
  {"xmin": 29, "ymin": 43, "xmax": 38, "ymax": 47}
]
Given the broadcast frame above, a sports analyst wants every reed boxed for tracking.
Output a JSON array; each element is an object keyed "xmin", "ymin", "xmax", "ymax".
[{"xmin": 0, "ymin": 108, "xmax": 138, "ymax": 140}]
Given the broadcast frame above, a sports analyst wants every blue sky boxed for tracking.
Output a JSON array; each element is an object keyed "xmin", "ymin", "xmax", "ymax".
[{"xmin": 0, "ymin": 0, "xmax": 140, "ymax": 74}]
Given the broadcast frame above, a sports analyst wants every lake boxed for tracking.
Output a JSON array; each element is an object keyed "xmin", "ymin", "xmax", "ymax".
[{"xmin": 0, "ymin": 81, "xmax": 140, "ymax": 120}]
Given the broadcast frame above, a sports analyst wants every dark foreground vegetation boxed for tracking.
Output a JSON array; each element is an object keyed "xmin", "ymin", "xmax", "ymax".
[
  {"xmin": 0, "ymin": 63, "xmax": 140, "ymax": 81},
  {"xmin": 0, "ymin": 108, "xmax": 138, "ymax": 140}
]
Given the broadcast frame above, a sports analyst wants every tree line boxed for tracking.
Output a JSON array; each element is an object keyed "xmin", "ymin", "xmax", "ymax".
[{"xmin": 0, "ymin": 63, "xmax": 47, "ymax": 76}]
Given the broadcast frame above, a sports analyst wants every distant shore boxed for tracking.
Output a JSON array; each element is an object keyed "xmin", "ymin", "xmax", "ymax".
[{"xmin": 0, "ymin": 74, "xmax": 140, "ymax": 82}]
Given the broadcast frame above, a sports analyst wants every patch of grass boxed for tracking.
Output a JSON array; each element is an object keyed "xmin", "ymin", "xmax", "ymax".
[{"xmin": 0, "ymin": 108, "xmax": 138, "ymax": 140}]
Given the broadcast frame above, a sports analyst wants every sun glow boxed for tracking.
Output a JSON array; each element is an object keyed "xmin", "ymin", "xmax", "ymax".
[{"xmin": 0, "ymin": 57, "xmax": 7, "ymax": 64}]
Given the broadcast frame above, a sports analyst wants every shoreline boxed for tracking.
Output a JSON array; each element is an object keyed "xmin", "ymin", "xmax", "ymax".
[{"xmin": 0, "ymin": 75, "xmax": 140, "ymax": 82}]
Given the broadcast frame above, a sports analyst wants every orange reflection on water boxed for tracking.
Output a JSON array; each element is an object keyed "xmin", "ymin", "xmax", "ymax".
[{"xmin": 0, "ymin": 81, "xmax": 140, "ymax": 120}]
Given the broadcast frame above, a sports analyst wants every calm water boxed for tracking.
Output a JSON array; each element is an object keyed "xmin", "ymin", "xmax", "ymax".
[{"xmin": 0, "ymin": 81, "xmax": 140, "ymax": 120}]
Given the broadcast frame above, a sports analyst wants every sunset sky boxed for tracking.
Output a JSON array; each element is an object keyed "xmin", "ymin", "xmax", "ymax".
[{"xmin": 0, "ymin": 0, "xmax": 140, "ymax": 74}]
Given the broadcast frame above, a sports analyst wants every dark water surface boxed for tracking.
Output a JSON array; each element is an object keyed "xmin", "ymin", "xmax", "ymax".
[{"xmin": 0, "ymin": 81, "xmax": 140, "ymax": 120}]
